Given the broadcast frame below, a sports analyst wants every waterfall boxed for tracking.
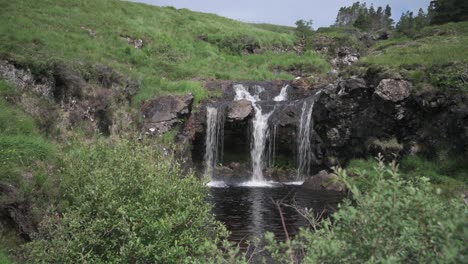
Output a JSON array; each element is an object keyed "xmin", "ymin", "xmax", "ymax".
[
  {"xmin": 233, "ymin": 84, "xmax": 273, "ymax": 183},
  {"xmin": 250, "ymin": 105, "xmax": 273, "ymax": 182},
  {"xmin": 204, "ymin": 106, "xmax": 224, "ymax": 180},
  {"xmin": 205, "ymin": 83, "xmax": 294, "ymax": 187},
  {"xmin": 267, "ymin": 124, "xmax": 277, "ymax": 168},
  {"xmin": 297, "ymin": 97, "xmax": 318, "ymax": 180},
  {"xmin": 273, "ymin": 85, "xmax": 289, "ymax": 102}
]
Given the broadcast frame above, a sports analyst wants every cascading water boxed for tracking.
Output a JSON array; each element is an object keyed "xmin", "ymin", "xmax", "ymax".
[
  {"xmin": 233, "ymin": 84, "xmax": 273, "ymax": 184},
  {"xmin": 250, "ymin": 104, "xmax": 273, "ymax": 182},
  {"xmin": 204, "ymin": 83, "xmax": 323, "ymax": 187},
  {"xmin": 273, "ymin": 85, "xmax": 289, "ymax": 102},
  {"xmin": 296, "ymin": 93, "xmax": 320, "ymax": 181},
  {"xmin": 267, "ymin": 124, "xmax": 277, "ymax": 168},
  {"xmin": 204, "ymin": 106, "xmax": 225, "ymax": 183}
]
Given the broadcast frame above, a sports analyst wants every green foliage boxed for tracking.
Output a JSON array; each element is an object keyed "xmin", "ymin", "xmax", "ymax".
[
  {"xmin": 294, "ymin": 19, "xmax": 314, "ymax": 38},
  {"xmin": 362, "ymin": 21, "xmax": 468, "ymax": 90},
  {"xmin": 207, "ymin": 34, "xmax": 260, "ymax": 55},
  {"xmin": 400, "ymin": 155, "xmax": 467, "ymax": 196},
  {"xmin": 267, "ymin": 158, "xmax": 467, "ymax": 263},
  {"xmin": 23, "ymin": 139, "xmax": 237, "ymax": 263},
  {"xmin": 294, "ymin": 19, "xmax": 315, "ymax": 51},
  {"xmin": 161, "ymin": 126, "xmax": 180, "ymax": 146}
]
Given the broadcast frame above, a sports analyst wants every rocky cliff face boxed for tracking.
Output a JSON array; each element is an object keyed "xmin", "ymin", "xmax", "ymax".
[
  {"xmin": 0, "ymin": 60, "xmax": 139, "ymax": 139},
  {"xmin": 2, "ymin": 59, "xmax": 466, "ymax": 183},
  {"xmin": 149, "ymin": 74, "xmax": 467, "ymax": 182}
]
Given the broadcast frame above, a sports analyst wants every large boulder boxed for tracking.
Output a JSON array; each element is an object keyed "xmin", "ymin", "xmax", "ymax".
[
  {"xmin": 227, "ymin": 99, "xmax": 252, "ymax": 121},
  {"xmin": 302, "ymin": 170, "xmax": 346, "ymax": 192},
  {"xmin": 374, "ymin": 79, "xmax": 412, "ymax": 102},
  {"xmin": 141, "ymin": 94, "xmax": 194, "ymax": 134}
]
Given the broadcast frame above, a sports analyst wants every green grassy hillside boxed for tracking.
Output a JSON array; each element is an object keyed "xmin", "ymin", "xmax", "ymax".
[
  {"xmin": 0, "ymin": 0, "xmax": 329, "ymax": 105},
  {"xmin": 361, "ymin": 22, "xmax": 468, "ymax": 90}
]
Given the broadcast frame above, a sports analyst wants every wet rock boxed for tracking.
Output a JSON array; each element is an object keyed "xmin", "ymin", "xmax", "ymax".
[
  {"xmin": 227, "ymin": 99, "xmax": 252, "ymax": 121},
  {"xmin": 337, "ymin": 77, "xmax": 367, "ymax": 95},
  {"xmin": 374, "ymin": 79, "xmax": 412, "ymax": 102},
  {"xmin": 141, "ymin": 94, "xmax": 194, "ymax": 134},
  {"xmin": 264, "ymin": 168, "xmax": 293, "ymax": 182},
  {"xmin": 302, "ymin": 170, "xmax": 346, "ymax": 192}
]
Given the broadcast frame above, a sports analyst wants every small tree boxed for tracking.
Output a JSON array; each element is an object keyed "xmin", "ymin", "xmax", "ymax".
[
  {"xmin": 294, "ymin": 19, "xmax": 314, "ymax": 52},
  {"xmin": 294, "ymin": 19, "xmax": 313, "ymax": 39}
]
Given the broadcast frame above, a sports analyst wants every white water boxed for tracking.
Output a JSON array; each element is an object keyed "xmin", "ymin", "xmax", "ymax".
[
  {"xmin": 233, "ymin": 84, "xmax": 273, "ymax": 183},
  {"xmin": 205, "ymin": 84, "xmax": 295, "ymax": 187},
  {"xmin": 204, "ymin": 106, "xmax": 224, "ymax": 180},
  {"xmin": 297, "ymin": 98, "xmax": 317, "ymax": 180},
  {"xmin": 273, "ymin": 85, "xmax": 289, "ymax": 101},
  {"xmin": 206, "ymin": 180, "xmax": 228, "ymax": 188},
  {"xmin": 267, "ymin": 125, "xmax": 277, "ymax": 168}
]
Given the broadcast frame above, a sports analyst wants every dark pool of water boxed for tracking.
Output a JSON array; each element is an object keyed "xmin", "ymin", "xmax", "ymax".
[{"xmin": 210, "ymin": 186, "xmax": 344, "ymax": 243}]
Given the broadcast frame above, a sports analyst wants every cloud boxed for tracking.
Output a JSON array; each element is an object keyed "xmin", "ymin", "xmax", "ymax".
[{"xmin": 130, "ymin": 0, "xmax": 431, "ymax": 28}]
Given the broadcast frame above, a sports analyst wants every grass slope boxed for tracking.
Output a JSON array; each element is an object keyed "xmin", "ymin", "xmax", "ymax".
[
  {"xmin": 0, "ymin": 0, "xmax": 329, "ymax": 105},
  {"xmin": 0, "ymin": 80, "xmax": 55, "ymax": 188},
  {"xmin": 361, "ymin": 22, "xmax": 468, "ymax": 90}
]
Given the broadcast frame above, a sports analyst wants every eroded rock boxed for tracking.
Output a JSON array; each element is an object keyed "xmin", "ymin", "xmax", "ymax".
[{"xmin": 141, "ymin": 94, "xmax": 194, "ymax": 134}]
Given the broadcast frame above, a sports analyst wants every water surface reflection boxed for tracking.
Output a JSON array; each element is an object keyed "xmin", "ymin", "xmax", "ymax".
[{"xmin": 210, "ymin": 186, "xmax": 344, "ymax": 242}]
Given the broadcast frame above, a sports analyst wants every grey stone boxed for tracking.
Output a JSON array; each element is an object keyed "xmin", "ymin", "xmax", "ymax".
[
  {"xmin": 375, "ymin": 79, "xmax": 412, "ymax": 102},
  {"xmin": 227, "ymin": 99, "xmax": 253, "ymax": 121},
  {"xmin": 141, "ymin": 94, "xmax": 194, "ymax": 134}
]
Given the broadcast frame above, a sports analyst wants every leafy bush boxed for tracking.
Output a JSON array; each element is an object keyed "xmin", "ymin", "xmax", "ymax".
[
  {"xmin": 266, "ymin": 157, "xmax": 467, "ymax": 263},
  {"xmin": 23, "ymin": 140, "xmax": 235, "ymax": 263}
]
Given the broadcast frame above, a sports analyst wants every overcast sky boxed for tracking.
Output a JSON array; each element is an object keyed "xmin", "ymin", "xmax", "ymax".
[{"xmin": 130, "ymin": 0, "xmax": 431, "ymax": 28}]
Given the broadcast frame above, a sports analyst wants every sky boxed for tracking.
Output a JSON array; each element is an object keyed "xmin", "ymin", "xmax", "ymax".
[{"xmin": 130, "ymin": 0, "xmax": 431, "ymax": 28}]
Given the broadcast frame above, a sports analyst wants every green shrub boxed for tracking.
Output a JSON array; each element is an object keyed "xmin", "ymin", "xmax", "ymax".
[
  {"xmin": 267, "ymin": 158, "xmax": 467, "ymax": 263},
  {"xmin": 23, "ymin": 139, "xmax": 235, "ymax": 263}
]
